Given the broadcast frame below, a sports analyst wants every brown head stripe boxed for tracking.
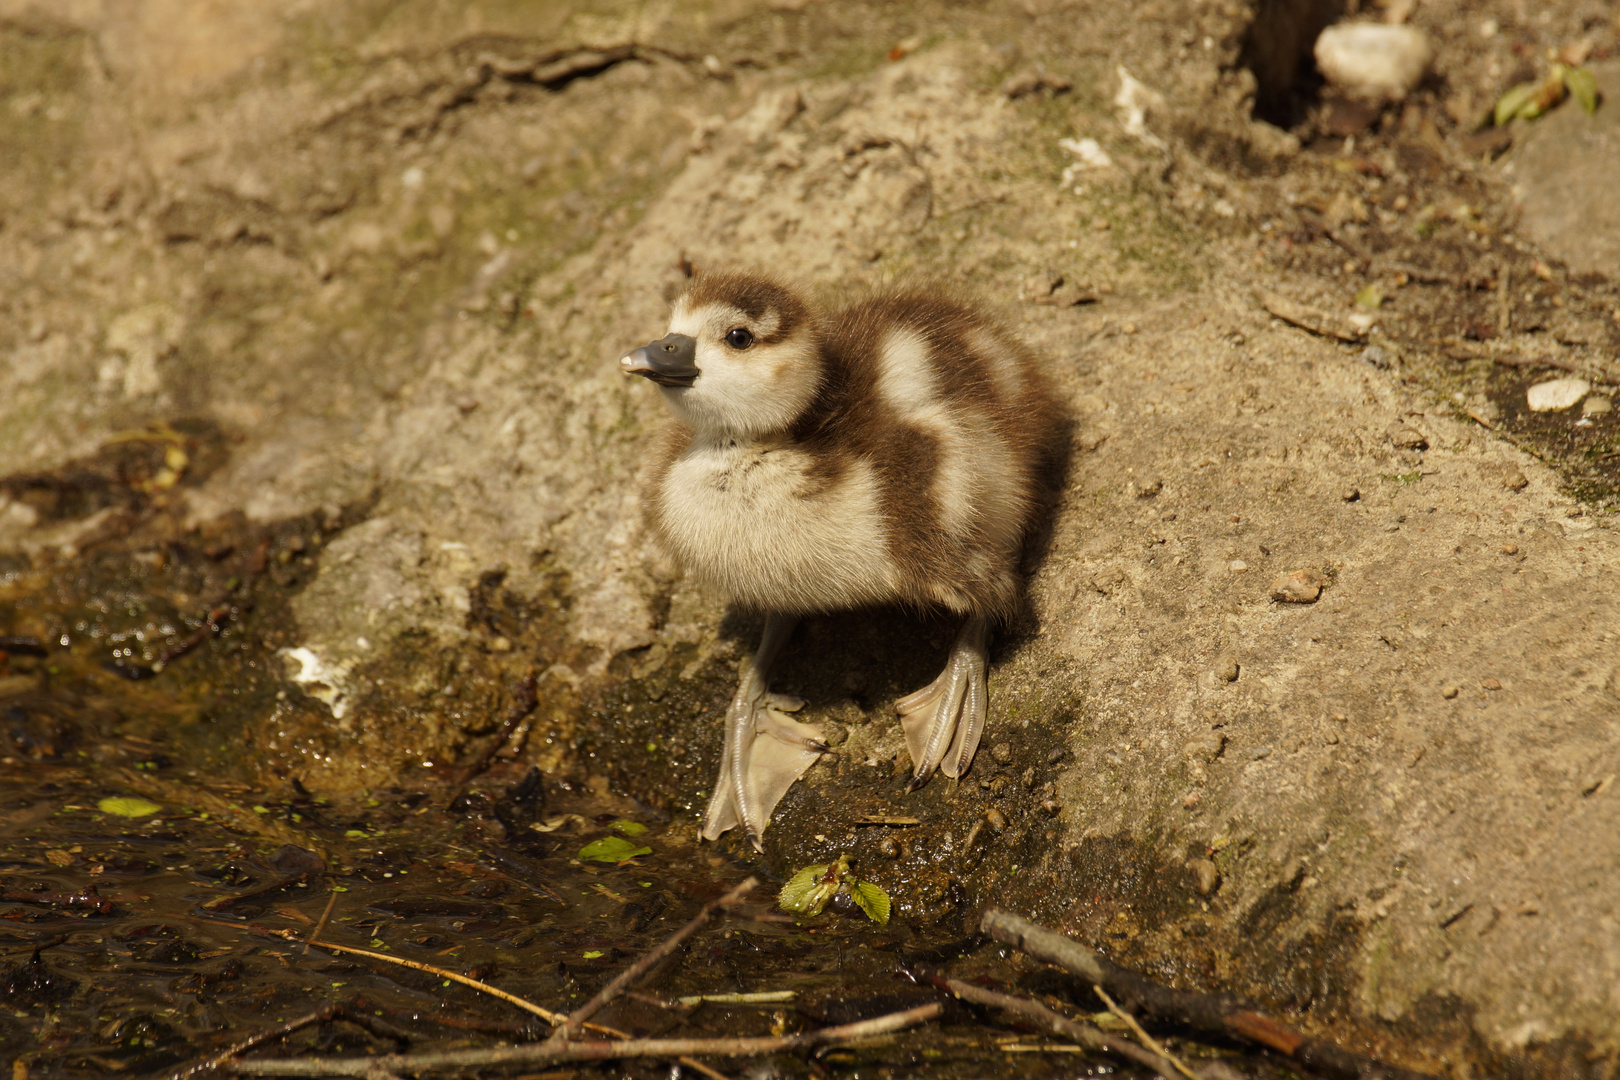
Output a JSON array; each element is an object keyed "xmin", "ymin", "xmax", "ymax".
[{"xmin": 681, "ymin": 271, "xmax": 810, "ymax": 346}]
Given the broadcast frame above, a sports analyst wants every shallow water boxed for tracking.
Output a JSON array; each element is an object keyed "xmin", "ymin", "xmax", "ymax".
[{"xmin": 0, "ymin": 754, "xmax": 1227, "ymax": 1078}]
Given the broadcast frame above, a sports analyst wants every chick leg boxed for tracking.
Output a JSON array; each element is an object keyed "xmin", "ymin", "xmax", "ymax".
[
  {"xmin": 700, "ymin": 613, "xmax": 828, "ymax": 849},
  {"xmin": 897, "ymin": 615, "xmax": 989, "ymax": 788}
]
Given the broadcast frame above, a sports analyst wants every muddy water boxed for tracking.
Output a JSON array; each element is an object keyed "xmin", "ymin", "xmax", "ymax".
[
  {"xmin": 0, "ymin": 438, "xmax": 1272, "ymax": 1078},
  {"xmin": 0, "ymin": 754, "xmax": 1226, "ymax": 1079}
]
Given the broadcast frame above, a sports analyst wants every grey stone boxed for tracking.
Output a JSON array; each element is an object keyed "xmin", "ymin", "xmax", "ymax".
[{"xmin": 1508, "ymin": 61, "xmax": 1620, "ymax": 277}]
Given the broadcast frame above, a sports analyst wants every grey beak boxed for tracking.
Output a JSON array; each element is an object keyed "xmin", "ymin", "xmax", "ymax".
[{"xmin": 620, "ymin": 333, "xmax": 699, "ymax": 387}]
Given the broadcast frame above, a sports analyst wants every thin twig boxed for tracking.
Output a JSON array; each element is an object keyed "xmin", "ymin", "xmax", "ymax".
[
  {"xmin": 981, "ymin": 909, "xmax": 1437, "ymax": 1080},
  {"xmin": 1498, "ymin": 264, "xmax": 1511, "ymax": 335},
  {"xmin": 447, "ymin": 673, "xmax": 538, "ymax": 790},
  {"xmin": 228, "ymin": 1002, "xmax": 943, "ymax": 1076},
  {"xmin": 677, "ymin": 991, "xmax": 797, "ymax": 1006},
  {"xmin": 553, "ymin": 876, "xmax": 760, "ymax": 1040},
  {"xmin": 1488, "ymin": 353, "xmax": 1581, "ymax": 373},
  {"xmin": 676, "ymin": 1056, "xmax": 735, "ymax": 1080},
  {"xmin": 151, "ymin": 602, "xmax": 234, "ymax": 673},
  {"xmin": 300, "ymin": 937, "xmax": 565, "ymax": 1025},
  {"xmin": 306, "ymin": 890, "xmax": 339, "ymax": 950},
  {"xmin": 1093, "ymin": 985, "xmax": 1199, "ymax": 1080},
  {"xmin": 935, "ymin": 976, "xmax": 1178, "ymax": 1080},
  {"xmin": 164, "ymin": 1003, "xmax": 343, "ymax": 1080}
]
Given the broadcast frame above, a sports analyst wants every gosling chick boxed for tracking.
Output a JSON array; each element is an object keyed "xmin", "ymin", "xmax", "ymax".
[{"xmin": 620, "ymin": 271, "xmax": 1062, "ymax": 849}]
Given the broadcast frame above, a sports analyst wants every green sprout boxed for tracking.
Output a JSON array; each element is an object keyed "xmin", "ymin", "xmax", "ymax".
[{"xmin": 778, "ymin": 854, "xmax": 891, "ymax": 926}]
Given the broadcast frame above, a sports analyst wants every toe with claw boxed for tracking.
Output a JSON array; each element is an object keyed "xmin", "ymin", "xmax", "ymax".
[{"xmin": 897, "ymin": 615, "xmax": 990, "ymax": 789}]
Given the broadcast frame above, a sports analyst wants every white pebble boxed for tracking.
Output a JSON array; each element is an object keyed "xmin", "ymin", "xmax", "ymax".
[
  {"xmin": 1314, "ymin": 24, "xmax": 1432, "ymax": 102},
  {"xmin": 1526, "ymin": 378, "xmax": 1589, "ymax": 412}
]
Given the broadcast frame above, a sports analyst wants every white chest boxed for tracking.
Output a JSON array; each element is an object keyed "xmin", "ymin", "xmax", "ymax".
[{"xmin": 657, "ymin": 439, "xmax": 898, "ymax": 613}]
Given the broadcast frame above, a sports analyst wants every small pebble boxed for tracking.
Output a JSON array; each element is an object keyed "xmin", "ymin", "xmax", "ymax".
[
  {"xmin": 1359, "ymin": 345, "xmax": 1390, "ymax": 369},
  {"xmin": 1228, "ymin": 559, "xmax": 1248, "ymax": 573},
  {"xmin": 1187, "ymin": 857, "xmax": 1220, "ymax": 896},
  {"xmin": 1040, "ymin": 799, "xmax": 1061, "ymax": 817},
  {"xmin": 984, "ymin": 807, "xmax": 1008, "ymax": 833},
  {"xmin": 1442, "ymin": 685, "xmax": 1460, "ymax": 699},
  {"xmin": 990, "ymin": 742, "xmax": 1014, "ymax": 765},
  {"xmin": 1183, "ymin": 733, "xmax": 1225, "ymax": 762},
  {"xmin": 1482, "ymin": 677, "xmax": 1502, "ymax": 691},
  {"xmin": 1047, "ymin": 747, "xmax": 1069, "ymax": 764},
  {"xmin": 878, "ymin": 836, "xmax": 903, "ymax": 860},
  {"xmin": 1500, "ymin": 543, "xmax": 1519, "ymax": 555},
  {"xmin": 1216, "ymin": 658, "xmax": 1239, "ymax": 683},
  {"xmin": 1342, "ymin": 487, "xmax": 1361, "ymax": 502},
  {"xmin": 1582, "ymin": 395, "xmax": 1613, "ymax": 417},
  {"xmin": 1270, "ymin": 568, "xmax": 1328, "ymax": 604},
  {"xmin": 1315, "ymin": 23, "xmax": 1431, "ymax": 101},
  {"xmin": 1252, "ymin": 745, "xmax": 1273, "ymax": 760},
  {"xmin": 1387, "ymin": 425, "xmax": 1428, "ymax": 451},
  {"xmin": 1502, "ymin": 468, "xmax": 1528, "ymax": 492},
  {"xmin": 1129, "ymin": 476, "xmax": 1163, "ymax": 498},
  {"xmin": 1526, "ymin": 378, "xmax": 1589, "ymax": 412},
  {"xmin": 490, "ymin": 635, "xmax": 513, "ymax": 652}
]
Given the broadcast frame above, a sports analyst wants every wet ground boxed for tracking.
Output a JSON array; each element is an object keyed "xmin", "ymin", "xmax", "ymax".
[{"xmin": 2, "ymin": 756, "xmax": 1328, "ymax": 1080}]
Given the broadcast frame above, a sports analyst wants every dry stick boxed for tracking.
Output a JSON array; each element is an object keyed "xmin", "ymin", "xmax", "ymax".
[
  {"xmin": 980, "ymin": 909, "xmax": 1437, "ymax": 1080},
  {"xmin": 1093, "ymin": 985, "xmax": 1199, "ymax": 1080},
  {"xmin": 228, "ymin": 1003, "xmax": 943, "ymax": 1077},
  {"xmin": 164, "ymin": 1003, "xmax": 345, "ymax": 1080},
  {"xmin": 299, "ymin": 937, "xmax": 566, "ymax": 1025},
  {"xmin": 1498, "ymin": 264, "xmax": 1511, "ymax": 336},
  {"xmin": 1489, "ymin": 353, "xmax": 1582, "ymax": 373},
  {"xmin": 307, "ymin": 924, "xmax": 719, "ymax": 1078},
  {"xmin": 306, "ymin": 891, "xmax": 339, "ymax": 950},
  {"xmin": 675, "ymin": 1056, "xmax": 734, "ymax": 1080},
  {"xmin": 936, "ymin": 976, "xmax": 1180, "ymax": 1080},
  {"xmin": 447, "ymin": 672, "xmax": 539, "ymax": 791},
  {"xmin": 553, "ymin": 876, "xmax": 761, "ymax": 1041}
]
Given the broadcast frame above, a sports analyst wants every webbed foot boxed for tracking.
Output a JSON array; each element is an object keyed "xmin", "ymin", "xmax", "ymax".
[
  {"xmin": 699, "ymin": 615, "xmax": 827, "ymax": 850},
  {"xmin": 897, "ymin": 615, "xmax": 989, "ymax": 788}
]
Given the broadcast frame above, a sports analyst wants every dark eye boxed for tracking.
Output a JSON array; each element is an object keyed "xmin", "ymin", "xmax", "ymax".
[{"xmin": 724, "ymin": 327, "xmax": 754, "ymax": 350}]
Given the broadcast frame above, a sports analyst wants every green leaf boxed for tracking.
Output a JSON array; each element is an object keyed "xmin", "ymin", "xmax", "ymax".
[
  {"xmin": 778, "ymin": 862, "xmax": 832, "ymax": 916},
  {"xmin": 582, "ymin": 950, "xmax": 604, "ymax": 959},
  {"xmin": 1494, "ymin": 81, "xmax": 1540, "ymax": 126},
  {"xmin": 344, "ymin": 829, "xmax": 368, "ymax": 839},
  {"xmin": 97, "ymin": 796, "xmax": 161, "ymax": 817},
  {"xmin": 1565, "ymin": 66, "xmax": 1599, "ymax": 115},
  {"xmin": 610, "ymin": 820, "xmax": 648, "ymax": 837},
  {"xmin": 578, "ymin": 836, "xmax": 651, "ymax": 864},
  {"xmin": 1354, "ymin": 284, "xmax": 1384, "ymax": 311},
  {"xmin": 849, "ymin": 881, "xmax": 892, "ymax": 926}
]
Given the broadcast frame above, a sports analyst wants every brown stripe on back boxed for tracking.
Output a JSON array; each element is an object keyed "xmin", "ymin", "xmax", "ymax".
[{"xmin": 791, "ymin": 285, "xmax": 1064, "ymax": 619}]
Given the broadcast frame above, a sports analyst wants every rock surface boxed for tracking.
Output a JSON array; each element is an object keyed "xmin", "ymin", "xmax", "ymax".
[
  {"xmin": 1508, "ymin": 61, "xmax": 1620, "ymax": 278},
  {"xmin": 2, "ymin": 1, "xmax": 1619, "ymax": 1074}
]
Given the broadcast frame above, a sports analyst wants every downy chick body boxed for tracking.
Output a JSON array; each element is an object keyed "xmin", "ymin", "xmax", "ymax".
[{"xmin": 621, "ymin": 271, "xmax": 1062, "ymax": 847}]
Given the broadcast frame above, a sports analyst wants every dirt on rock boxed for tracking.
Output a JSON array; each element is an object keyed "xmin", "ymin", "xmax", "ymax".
[{"xmin": 3, "ymin": 1, "xmax": 1620, "ymax": 1077}]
